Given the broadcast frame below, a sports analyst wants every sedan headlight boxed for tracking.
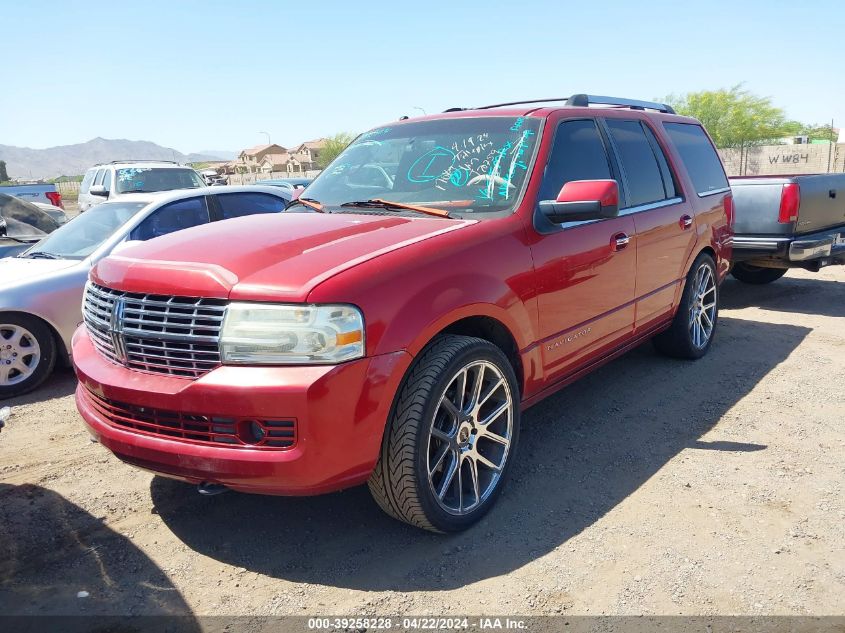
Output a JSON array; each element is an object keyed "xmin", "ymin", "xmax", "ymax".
[{"xmin": 220, "ymin": 303, "xmax": 365, "ymax": 365}]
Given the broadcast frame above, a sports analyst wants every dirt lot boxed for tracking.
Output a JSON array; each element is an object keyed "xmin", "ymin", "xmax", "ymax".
[{"xmin": 1, "ymin": 267, "xmax": 843, "ymax": 620}]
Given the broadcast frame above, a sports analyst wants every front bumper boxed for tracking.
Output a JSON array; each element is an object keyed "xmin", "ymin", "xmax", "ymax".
[{"xmin": 72, "ymin": 327, "xmax": 412, "ymax": 495}]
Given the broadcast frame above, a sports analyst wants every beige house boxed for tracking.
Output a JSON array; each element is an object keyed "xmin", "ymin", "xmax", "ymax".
[
  {"xmin": 289, "ymin": 139, "xmax": 327, "ymax": 171},
  {"xmin": 237, "ymin": 143, "xmax": 287, "ymax": 173},
  {"xmin": 259, "ymin": 153, "xmax": 303, "ymax": 174},
  {"xmin": 227, "ymin": 138, "xmax": 328, "ymax": 176}
]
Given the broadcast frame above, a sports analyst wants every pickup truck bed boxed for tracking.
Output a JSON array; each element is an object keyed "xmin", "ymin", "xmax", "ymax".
[
  {"xmin": 0, "ymin": 183, "xmax": 64, "ymax": 209},
  {"xmin": 729, "ymin": 174, "xmax": 845, "ymax": 283}
]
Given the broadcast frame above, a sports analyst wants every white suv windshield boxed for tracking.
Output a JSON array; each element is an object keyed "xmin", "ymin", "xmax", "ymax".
[
  {"xmin": 305, "ymin": 116, "xmax": 542, "ymax": 216},
  {"xmin": 115, "ymin": 168, "xmax": 204, "ymax": 194},
  {"xmin": 23, "ymin": 201, "xmax": 148, "ymax": 259}
]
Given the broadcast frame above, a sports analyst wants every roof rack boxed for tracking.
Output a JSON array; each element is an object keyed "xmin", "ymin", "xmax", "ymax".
[
  {"xmin": 566, "ymin": 94, "xmax": 675, "ymax": 114},
  {"xmin": 443, "ymin": 95, "xmax": 675, "ymax": 115},
  {"xmin": 93, "ymin": 159, "xmax": 181, "ymax": 166}
]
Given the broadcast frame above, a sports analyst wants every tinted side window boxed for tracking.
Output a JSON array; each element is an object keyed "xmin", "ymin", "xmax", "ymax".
[
  {"xmin": 642, "ymin": 124, "xmax": 677, "ymax": 199},
  {"xmin": 538, "ymin": 119, "xmax": 612, "ymax": 203},
  {"xmin": 131, "ymin": 197, "xmax": 210, "ymax": 240},
  {"xmin": 102, "ymin": 169, "xmax": 113, "ymax": 193},
  {"xmin": 80, "ymin": 169, "xmax": 96, "ymax": 194},
  {"xmin": 605, "ymin": 119, "xmax": 666, "ymax": 207},
  {"xmin": 94, "ymin": 169, "xmax": 105, "ymax": 186},
  {"xmin": 215, "ymin": 192, "xmax": 286, "ymax": 220},
  {"xmin": 663, "ymin": 123, "xmax": 729, "ymax": 196}
]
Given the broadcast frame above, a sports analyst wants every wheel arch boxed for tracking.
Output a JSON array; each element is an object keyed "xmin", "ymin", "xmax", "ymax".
[
  {"xmin": 0, "ymin": 310, "xmax": 69, "ymax": 367},
  {"xmin": 401, "ymin": 308, "xmax": 527, "ymax": 400},
  {"xmin": 436, "ymin": 316, "xmax": 524, "ymax": 398}
]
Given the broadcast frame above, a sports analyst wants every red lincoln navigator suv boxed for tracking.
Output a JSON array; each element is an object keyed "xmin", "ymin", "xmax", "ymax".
[{"xmin": 73, "ymin": 95, "xmax": 733, "ymax": 532}]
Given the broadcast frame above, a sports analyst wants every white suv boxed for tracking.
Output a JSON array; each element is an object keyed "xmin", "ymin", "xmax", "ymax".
[{"xmin": 78, "ymin": 161, "xmax": 205, "ymax": 211}]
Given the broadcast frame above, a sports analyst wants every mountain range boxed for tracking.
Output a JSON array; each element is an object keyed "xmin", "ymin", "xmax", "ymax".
[{"xmin": 0, "ymin": 138, "xmax": 235, "ymax": 180}]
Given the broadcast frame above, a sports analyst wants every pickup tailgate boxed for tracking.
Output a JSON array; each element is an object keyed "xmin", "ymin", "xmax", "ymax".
[
  {"xmin": 0, "ymin": 184, "xmax": 60, "ymax": 207},
  {"xmin": 730, "ymin": 174, "xmax": 845, "ymax": 236}
]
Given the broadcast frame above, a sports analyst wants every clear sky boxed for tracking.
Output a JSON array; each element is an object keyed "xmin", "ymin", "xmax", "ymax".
[{"xmin": 2, "ymin": 0, "xmax": 843, "ymax": 153}]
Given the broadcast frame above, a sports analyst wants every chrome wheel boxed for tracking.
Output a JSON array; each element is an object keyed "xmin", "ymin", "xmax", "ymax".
[
  {"xmin": 0, "ymin": 324, "xmax": 41, "ymax": 386},
  {"xmin": 689, "ymin": 263, "xmax": 716, "ymax": 349},
  {"xmin": 427, "ymin": 360, "xmax": 514, "ymax": 515}
]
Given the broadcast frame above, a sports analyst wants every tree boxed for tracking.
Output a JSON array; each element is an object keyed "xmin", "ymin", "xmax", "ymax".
[
  {"xmin": 664, "ymin": 85, "xmax": 800, "ymax": 148},
  {"xmin": 799, "ymin": 123, "xmax": 837, "ymax": 143},
  {"xmin": 0, "ymin": 160, "xmax": 8, "ymax": 182},
  {"xmin": 317, "ymin": 132, "xmax": 356, "ymax": 169}
]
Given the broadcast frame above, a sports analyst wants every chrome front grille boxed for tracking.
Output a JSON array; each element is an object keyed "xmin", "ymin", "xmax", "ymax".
[{"xmin": 83, "ymin": 282, "xmax": 227, "ymax": 378}]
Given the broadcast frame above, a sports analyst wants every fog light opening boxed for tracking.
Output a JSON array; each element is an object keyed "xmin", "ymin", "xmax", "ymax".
[{"xmin": 237, "ymin": 419, "xmax": 267, "ymax": 445}]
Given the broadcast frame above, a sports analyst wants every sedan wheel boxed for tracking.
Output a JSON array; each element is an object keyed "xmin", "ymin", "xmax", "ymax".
[
  {"xmin": 0, "ymin": 315, "xmax": 57, "ymax": 399},
  {"xmin": 0, "ymin": 324, "xmax": 41, "ymax": 386}
]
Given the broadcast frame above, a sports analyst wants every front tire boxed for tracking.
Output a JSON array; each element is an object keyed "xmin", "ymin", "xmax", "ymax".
[
  {"xmin": 368, "ymin": 335, "xmax": 520, "ymax": 532},
  {"xmin": 730, "ymin": 262, "xmax": 787, "ymax": 285},
  {"xmin": 0, "ymin": 315, "xmax": 56, "ymax": 399},
  {"xmin": 653, "ymin": 253, "xmax": 719, "ymax": 360}
]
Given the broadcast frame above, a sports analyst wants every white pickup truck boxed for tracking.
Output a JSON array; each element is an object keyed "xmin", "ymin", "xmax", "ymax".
[{"xmin": 729, "ymin": 174, "xmax": 845, "ymax": 283}]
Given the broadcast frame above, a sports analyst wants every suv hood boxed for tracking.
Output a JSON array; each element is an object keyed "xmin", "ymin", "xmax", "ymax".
[{"xmin": 92, "ymin": 212, "xmax": 474, "ymax": 302}]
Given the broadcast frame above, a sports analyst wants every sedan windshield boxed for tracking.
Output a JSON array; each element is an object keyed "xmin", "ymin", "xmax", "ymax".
[
  {"xmin": 24, "ymin": 201, "xmax": 148, "ymax": 259},
  {"xmin": 115, "ymin": 168, "xmax": 205, "ymax": 194},
  {"xmin": 304, "ymin": 116, "xmax": 542, "ymax": 217}
]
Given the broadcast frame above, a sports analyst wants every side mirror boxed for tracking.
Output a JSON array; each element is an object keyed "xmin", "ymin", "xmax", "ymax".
[
  {"xmin": 539, "ymin": 179, "xmax": 619, "ymax": 224},
  {"xmin": 90, "ymin": 185, "xmax": 109, "ymax": 197},
  {"xmin": 0, "ymin": 218, "xmax": 6, "ymax": 237}
]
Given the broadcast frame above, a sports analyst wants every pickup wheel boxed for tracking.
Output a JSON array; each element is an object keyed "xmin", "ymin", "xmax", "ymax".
[
  {"xmin": 368, "ymin": 335, "xmax": 520, "ymax": 533},
  {"xmin": 730, "ymin": 262, "xmax": 788, "ymax": 285},
  {"xmin": 0, "ymin": 315, "xmax": 56, "ymax": 399},
  {"xmin": 653, "ymin": 253, "xmax": 719, "ymax": 360}
]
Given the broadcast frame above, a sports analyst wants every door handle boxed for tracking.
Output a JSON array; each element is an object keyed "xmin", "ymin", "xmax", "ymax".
[
  {"xmin": 612, "ymin": 232, "xmax": 630, "ymax": 251},
  {"xmin": 680, "ymin": 215, "xmax": 694, "ymax": 229}
]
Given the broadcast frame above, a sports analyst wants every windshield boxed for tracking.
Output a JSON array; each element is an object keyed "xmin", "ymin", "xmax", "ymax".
[
  {"xmin": 305, "ymin": 116, "xmax": 542, "ymax": 216},
  {"xmin": 24, "ymin": 201, "xmax": 148, "ymax": 259},
  {"xmin": 115, "ymin": 168, "xmax": 205, "ymax": 194}
]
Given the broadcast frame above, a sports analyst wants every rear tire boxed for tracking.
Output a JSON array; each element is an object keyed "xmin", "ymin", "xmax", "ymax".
[
  {"xmin": 653, "ymin": 253, "xmax": 719, "ymax": 360},
  {"xmin": 0, "ymin": 314, "xmax": 56, "ymax": 399},
  {"xmin": 730, "ymin": 262, "xmax": 787, "ymax": 285},
  {"xmin": 368, "ymin": 335, "xmax": 520, "ymax": 533}
]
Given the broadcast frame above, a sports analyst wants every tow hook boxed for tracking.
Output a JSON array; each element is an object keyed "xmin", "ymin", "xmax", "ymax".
[{"xmin": 197, "ymin": 482, "xmax": 229, "ymax": 496}]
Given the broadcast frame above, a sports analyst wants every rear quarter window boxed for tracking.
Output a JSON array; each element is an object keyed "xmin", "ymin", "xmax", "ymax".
[{"xmin": 663, "ymin": 123, "xmax": 729, "ymax": 196}]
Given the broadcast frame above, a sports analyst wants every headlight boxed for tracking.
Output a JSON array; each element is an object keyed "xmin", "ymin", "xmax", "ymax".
[{"xmin": 220, "ymin": 303, "xmax": 365, "ymax": 365}]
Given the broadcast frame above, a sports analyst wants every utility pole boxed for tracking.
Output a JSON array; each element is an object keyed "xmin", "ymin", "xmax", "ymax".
[{"xmin": 827, "ymin": 118, "xmax": 834, "ymax": 173}]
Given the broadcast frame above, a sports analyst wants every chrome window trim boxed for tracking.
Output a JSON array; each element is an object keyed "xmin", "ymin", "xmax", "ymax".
[
  {"xmin": 697, "ymin": 186, "xmax": 731, "ymax": 198},
  {"xmin": 556, "ymin": 196, "xmax": 684, "ymax": 230},
  {"xmin": 619, "ymin": 196, "xmax": 683, "ymax": 216}
]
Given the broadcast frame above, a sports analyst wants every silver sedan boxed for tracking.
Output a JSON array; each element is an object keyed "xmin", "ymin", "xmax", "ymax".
[{"xmin": 0, "ymin": 185, "xmax": 291, "ymax": 398}]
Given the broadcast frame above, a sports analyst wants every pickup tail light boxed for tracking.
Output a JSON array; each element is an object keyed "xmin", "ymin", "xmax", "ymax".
[
  {"xmin": 723, "ymin": 193, "xmax": 734, "ymax": 228},
  {"xmin": 778, "ymin": 183, "xmax": 800, "ymax": 224},
  {"xmin": 45, "ymin": 191, "xmax": 64, "ymax": 209}
]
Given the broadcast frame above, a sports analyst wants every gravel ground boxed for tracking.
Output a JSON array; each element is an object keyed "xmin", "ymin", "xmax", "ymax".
[
  {"xmin": 0, "ymin": 267, "xmax": 843, "ymax": 620},
  {"xmin": 63, "ymin": 200, "xmax": 79, "ymax": 218}
]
